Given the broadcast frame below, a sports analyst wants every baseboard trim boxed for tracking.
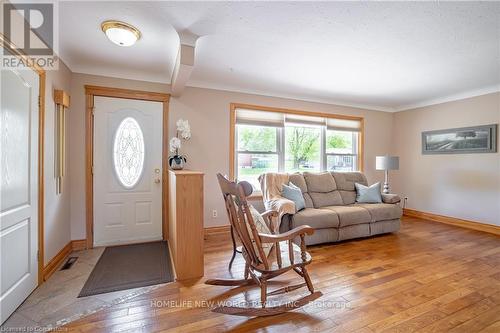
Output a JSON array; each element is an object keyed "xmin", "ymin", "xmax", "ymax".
[
  {"xmin": 42, "ymin": 239, "xmax": 88, "ymax": 281},
  {"xmin": 204, "ymin": 225, "xmax": 231, "ymax": 235},
  {"xmin": 403, "ymin": 208, "xmax": 500, "ymax": 236},
  {"xmin": 204, "ymin": 225, "xmax": 231, "ymax": 241},
  {"xmin": 42, "ymin": 241, "xmax": 72, "ymax": 281},
  {"xmin": 71, "ymin": 239, "xmax": 87, "ymax": 251}
]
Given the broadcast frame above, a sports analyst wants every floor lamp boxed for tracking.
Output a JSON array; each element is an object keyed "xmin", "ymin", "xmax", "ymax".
[{"xmin": 376, "ymin": 156, "xmax": 399, "ymax": 194}]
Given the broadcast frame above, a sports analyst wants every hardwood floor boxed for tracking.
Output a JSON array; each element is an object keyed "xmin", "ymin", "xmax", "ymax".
[{"xmin": 63, "ymin": 217, "xmax": 500, "ymax": 332}]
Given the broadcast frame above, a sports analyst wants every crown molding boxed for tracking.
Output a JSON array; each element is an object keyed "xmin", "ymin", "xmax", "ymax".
[
  {"xmin": 70, "ymin": 64, "xmax": 499, "ymax": 114},
  {"xmin": 71, "ymin": 68, "xmax": 170, "ymax": 86},
  {"xmin": 186, "ymin": 81, "xmax": 395, "ymax": 112},
  {"xmin": 395, "ymin": 85, "xmax": 500, "ymax": 112},
  {"xmin": 71, "ymin": 68, "xmax": 391, "ymax": 113}
]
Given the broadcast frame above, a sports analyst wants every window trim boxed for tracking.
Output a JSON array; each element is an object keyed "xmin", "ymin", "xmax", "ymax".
[{"xmin": 229, "ymin": 103, "xmax": 365, "ymax": 186}]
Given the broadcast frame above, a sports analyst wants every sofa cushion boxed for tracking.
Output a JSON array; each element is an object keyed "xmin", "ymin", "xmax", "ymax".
[
  {"xmin": 292, "ymin": 208, "xmax": 340, "ymax": 229},
  {"xmin": 370, "ymin": 219, "xmax": 400, "ymax": 235},
  {"xmin": 332, "ymin": 172, "xmax": 368, "ymax": 191},
  {"xmin": 303, "ymin": 193, "xmax": 314, "ymax": 208},
  {"xmin": 289, "ymin": 173, "xmax": 314, "ymax": 208},
  {"xmin": 303, "ymin": 228, "xmax": 339, "ymax": 245},
  {"xmin": 303, "ymin": 172, "xmax": 337, "ymax": 192},
  {"xmin": 339, "ymin": 190, "xmax": 357, "ymax": 205},
  {"xmin": 289, "ymin": 173, "xmax": 308, "ymax": 193},
  {"xmin": 309, "ymin": 191, "xmax": 344, "ymax": 208},
  {"xmin": 332, "ymin": 172, "xmax": 368, "ymax": 205},
  {"xmin": 323, "ymin": 205, "xmax": 372, "ymax": 226},
  {"xmin": 338, "ymin": 223, "xmax": 370, "ymax": 241},
  {"xmin": 355, "ymin": 203, "xmax": 403, "ymax": 222}
]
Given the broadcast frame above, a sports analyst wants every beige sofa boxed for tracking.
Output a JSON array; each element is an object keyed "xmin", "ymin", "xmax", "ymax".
[{"xmin": 260, "ymin": 172, "xmax": 402, "ymax": 245}]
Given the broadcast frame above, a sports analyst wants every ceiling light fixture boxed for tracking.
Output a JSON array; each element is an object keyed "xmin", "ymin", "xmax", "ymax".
[{"xmin": 101, "ymin": 20, "xmax": 141, "ymax": 47}]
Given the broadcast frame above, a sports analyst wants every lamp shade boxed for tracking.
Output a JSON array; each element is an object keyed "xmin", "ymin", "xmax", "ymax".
[{"xmin": 376, "ymin": 156, "xmax": 399, "ymax": 170}]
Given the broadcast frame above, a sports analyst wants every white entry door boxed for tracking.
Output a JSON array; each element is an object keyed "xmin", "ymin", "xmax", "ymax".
[
  {"xmin": 93, "ymin": 97, "xmax": 163, "ymax": 247},
  {"xmin": 0, "ymin": 69, "xmax": 40, "ymax": 324}
]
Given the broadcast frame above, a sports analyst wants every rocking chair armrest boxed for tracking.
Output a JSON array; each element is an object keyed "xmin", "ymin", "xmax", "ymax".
[{"xmin": 258, "ymin": 225, "xmax": 314, "ymax": 243}]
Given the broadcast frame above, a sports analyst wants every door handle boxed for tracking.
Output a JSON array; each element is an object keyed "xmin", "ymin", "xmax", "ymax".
[{"xmin": 154, "ymin": 168, "xmax": 161, "ymax": 184}]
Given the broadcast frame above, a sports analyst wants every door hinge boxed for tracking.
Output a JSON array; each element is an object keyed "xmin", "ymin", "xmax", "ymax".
[
  {"xmin": 37, "ymin": 250, "xmax": 40, "ymax": 262},
  {"xmin": 38, "ymin": 95, "xmax": 41, "ymax": 108},
  {"xmin": 91, "ymin": 107, "xmax": 95, "ymax": 116},
  {"xmin": 91, "ymin": 165, "xmax": 94, "ymax": 175}
]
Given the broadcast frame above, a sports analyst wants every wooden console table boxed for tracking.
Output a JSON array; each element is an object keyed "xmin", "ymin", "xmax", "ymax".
[{"xmin": 168, "ymin": 170, "xmax": 204, "ymax": 280}]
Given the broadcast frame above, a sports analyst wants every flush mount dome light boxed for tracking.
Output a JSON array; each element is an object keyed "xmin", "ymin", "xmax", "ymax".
[{"xmin": 101, "ymin": 20, "xmax": 141, "ymax": 47}]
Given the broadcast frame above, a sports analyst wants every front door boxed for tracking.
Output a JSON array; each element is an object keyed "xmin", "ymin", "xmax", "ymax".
[
  {"xmin": 93, "ymin": 96, "xmax": 163, "ymax": 247},
  {"xmin": 0, "ymin": 69, "xmax": 40, "ymax": 324}
]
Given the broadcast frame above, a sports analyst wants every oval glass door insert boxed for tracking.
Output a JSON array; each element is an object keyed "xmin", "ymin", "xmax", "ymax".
[{"xmin": 113, "ymin": 117, "xmax": 145, "ymax": 188}]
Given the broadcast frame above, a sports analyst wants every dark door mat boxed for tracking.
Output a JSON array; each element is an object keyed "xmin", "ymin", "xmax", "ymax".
[{"xmin": 79, "ymin": 241, "xmax": 173, "ymax": 297}]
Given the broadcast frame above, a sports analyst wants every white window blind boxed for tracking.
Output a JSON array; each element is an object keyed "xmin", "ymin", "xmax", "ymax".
[
  {"xmin": 326, "ymin": 118, "xmax": 362, "ymax": 132},
  {"xmin": 235, "ymin": 108, "xmax": 284, "ymax": 127},
  {"xmin": 285, "ymin": 114, "xmax": 326, "ymax": 127}
]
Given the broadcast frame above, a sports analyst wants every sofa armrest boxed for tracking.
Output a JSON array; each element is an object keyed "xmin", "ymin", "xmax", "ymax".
[
  {"xmin": 261, "ymin": 210, "xmax": 278, "ymax": 220},
  {"xmin": 262, "ymin": 196, "xmax": 296, "ymax": 234},
  {"xmin": 382, "ymin": 193, "xmax": 401, "ymax": 204},
  {"xmin": 266, "ymin": 196, "xmax": 296, "ymax": 215},
  {"xmin": 261, "ymin": 210, "xmax": 279, "ymax": 233}
]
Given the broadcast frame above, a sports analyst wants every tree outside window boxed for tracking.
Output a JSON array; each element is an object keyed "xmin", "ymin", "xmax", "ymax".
[{"xmin": 285, "ymin": 126, "xmax": 320, "ymax": 172}]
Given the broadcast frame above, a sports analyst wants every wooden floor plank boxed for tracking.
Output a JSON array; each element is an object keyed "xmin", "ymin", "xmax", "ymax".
[{"xmin": 63, "ymin": 217, "xmax": 500, "ymax": 332}]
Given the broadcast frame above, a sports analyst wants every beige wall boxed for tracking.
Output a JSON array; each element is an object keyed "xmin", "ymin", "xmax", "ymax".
[
  {"xmin": 171, "ymin": 87, "xmax": 394, "ymax": 228},
  {"xmin": 391, "ymin": 92, "xmax": 500, "ymax": 226},
  {"xmin": 68, "ymin": 74, "xmax": 393, "ymax": 239},
  {"xmin": 43, "ymin": 62, "xmax": 73, "ymax": 263},
  {"xmin": 61, "ymin": 72, "xmax": 500, "ymax": 242}
]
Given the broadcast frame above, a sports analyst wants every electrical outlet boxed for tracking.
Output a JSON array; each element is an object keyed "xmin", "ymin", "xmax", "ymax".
[{"xmin": 212, "ymin": 210, "xmax": 218, "ymax": 218}]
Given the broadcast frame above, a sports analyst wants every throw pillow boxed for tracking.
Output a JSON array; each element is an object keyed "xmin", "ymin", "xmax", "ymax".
[
  {"xmin": 245, "ymin": 204, "xmax": 273, "ymax": 258},
  {"xmin": 355, "ymin": 182, "xmax": 382, "ymax": 203},
  {"xmin": 282, "ymin": 182, "xmax": 306, "ymax": 212}
]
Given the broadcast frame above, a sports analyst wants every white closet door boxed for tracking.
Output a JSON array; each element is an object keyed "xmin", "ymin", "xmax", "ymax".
[{"xmin": 0, "ymin": 69, "xmax": 40, "ymax": 324}]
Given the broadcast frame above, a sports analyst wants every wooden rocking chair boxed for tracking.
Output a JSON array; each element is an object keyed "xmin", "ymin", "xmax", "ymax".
[{"xmin": 205, "ymin": 174, "xmax": 322, "ymax": 316}]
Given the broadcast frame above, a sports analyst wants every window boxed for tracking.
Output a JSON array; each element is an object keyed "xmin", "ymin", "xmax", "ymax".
[
  {"xmin": 326, "ymin": 130, "xmax": 357, "ymax": 172},
  {"xmin": 236, "ymin": 125, "xmax": 279, "ymax": 189},
  {"xmin": 113, "ymin": 117, "xmax": 145, "ymax": 188},
  {"xmin": 285, "ymin": 124, "xmax": 321, "ymax": 173},
  {"xmin": 232, "ymin": 105, "xmax": 363, "ymax": 190}
]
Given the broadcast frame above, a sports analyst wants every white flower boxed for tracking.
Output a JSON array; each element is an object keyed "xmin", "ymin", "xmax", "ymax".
[
  {"xmin": 176, "ymin": 119, "xmax": 189, "ymax": 131},
  {"xmin": 176, "ymin": 119, "xmax": 191, "ymax": 140},
  {"xmin": 180, "ymin": 128, "xmax": 191, "ymax": 140},
  {"xmin": 169, "ymin": 137, "xmax": 181, "ymax": 153}
]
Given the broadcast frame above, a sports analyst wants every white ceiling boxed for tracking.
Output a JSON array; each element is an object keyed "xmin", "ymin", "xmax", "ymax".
[{"xmin": 60, "ymin": 1, "xmax": 500, "ymax": 111}]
